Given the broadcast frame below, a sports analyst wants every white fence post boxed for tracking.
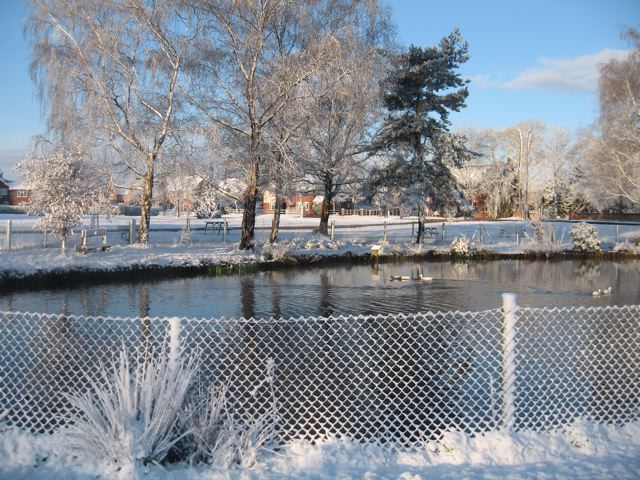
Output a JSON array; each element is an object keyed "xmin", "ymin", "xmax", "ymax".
[
  {"xmin": 501, "ymin": 293, "xmax": 517, "ymax": 430},
  {"xmin": 129, "ymin": 218, "xmax": 136, "ymax": 245},
  {"xmin": 383, "ymin": 221, "xmax": 387, "ymax": 243},
  {"xmin": 168, "ymin": 317, "xmax": 181, "ymax": 372},
  {"xmin": 223, "ymin": 220, "xmax": 228, "ymax": 243},
  {"xmin": 6, "ymin": 220, "xmax": 11, "ymax": 250},
  {"xmin": 330, "ymin": 220, "xmax": 335, "ymax": 241}
]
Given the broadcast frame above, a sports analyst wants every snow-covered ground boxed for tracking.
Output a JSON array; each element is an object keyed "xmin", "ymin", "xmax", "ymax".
[
  {"xmin": 1, "ymin": 421, "xmax": 639, "ymax": 479},
  {"xmin": 1, "ymin": 213, "xmax": 639, "ymax": 278}
]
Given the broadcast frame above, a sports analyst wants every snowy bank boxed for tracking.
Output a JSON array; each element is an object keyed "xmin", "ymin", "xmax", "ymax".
[
  {"xmin": 2, "ymin": 234, "xmax": 639, "ymax": 290},
  {"xmin": 2, "ymin": 421, "xmax": 639, "ymax": 479}
]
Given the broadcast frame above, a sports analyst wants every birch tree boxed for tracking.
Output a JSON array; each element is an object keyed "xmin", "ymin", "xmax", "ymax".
[
  {"xmin": 298, "ymin": 27, "xmax": 387, "ymax": 235},
  {"xmin": 27, "ymin": 0, "xmax": 191, "ymax": 243},
  {"xmin": 187, "ymin": 0, "xmax": 384, "ymax": 249},
  {"xmin": 584, "ymin": 28, "xmax": 640, "ymax": 208}
]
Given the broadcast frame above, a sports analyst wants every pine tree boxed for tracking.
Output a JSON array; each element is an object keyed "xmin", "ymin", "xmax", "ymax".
[{"xmin": 370, "ymin": 30, "xmax": 472, "ymax": 242}]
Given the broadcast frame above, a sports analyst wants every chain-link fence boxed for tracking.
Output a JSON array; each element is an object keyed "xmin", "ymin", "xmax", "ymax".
[{"xmin": 1, "ymin": 298, "xmax": 639, "ymax": 448}]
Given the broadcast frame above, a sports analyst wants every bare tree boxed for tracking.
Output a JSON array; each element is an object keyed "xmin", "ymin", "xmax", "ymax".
[
  {"xmin": 500, "ymin": 121, "xmax": 547, "ymax": 219},
  {"xmin": 298, "ymin": 28, "xmax": 387, "ymax": 235},
  {"xmin": 27, "ymin": 0, "xmax": 192, "ymax": 243},
  {"xmin": 186, "ymin": 0, "xmax": 385, "ymax": 249},
  {"xmin": 583, "ymin": 28, "xmax": 640, "ymax": 209}
]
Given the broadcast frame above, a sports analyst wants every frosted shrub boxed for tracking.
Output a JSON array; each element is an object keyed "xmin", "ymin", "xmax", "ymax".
[
  {"xmin": 261, "ymin": 238, "xmax": 301, "ymax": 261},
  {"xmin": 186, "ymin": 359, "xmax": 279, "ymax": 469},
  {"xmin": 570, "ymin": 222, "xmax": 600, "ymax": 252},
  {"xmin": 16, "ymin": 145, "xmax": 109, "ymax": 253},
  {"xmin": 63, "ymin": 344, "xmax": 199, "ymax": 468},
  {"xmin": 304, "ymin": 235, "xmax": 343, "ymax": 250},
  {"xmin": 450, "ymin": 235, "xmax": 470, "ymax": 256}
]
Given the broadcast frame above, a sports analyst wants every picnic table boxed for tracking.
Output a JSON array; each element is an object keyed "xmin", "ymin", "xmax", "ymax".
[
  {"xmin": 204, "ymin": 220, "xmax": 225, "ymax": 235},
  {"xmin": 425, "ymin": 226, "xmax": 439, "ymax": 238}
]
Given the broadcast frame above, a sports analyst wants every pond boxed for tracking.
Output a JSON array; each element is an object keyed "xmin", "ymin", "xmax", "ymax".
[{"xmin": 2, "ymin": 258, "xmax": 639, "ymax": 318}]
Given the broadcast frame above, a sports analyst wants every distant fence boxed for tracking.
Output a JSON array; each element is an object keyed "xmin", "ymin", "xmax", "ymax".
[
  {"xmin": 1, "ymin": 297, "xmax": 638, "ymax": 448},
  {"xmin": 2, "ymin": 218, "xmax": 640, "ymax": 252}
]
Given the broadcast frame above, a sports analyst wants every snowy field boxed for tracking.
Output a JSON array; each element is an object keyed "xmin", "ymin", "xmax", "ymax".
[
  {"xmin": 1, "ymin": 213, "xmax": 639, "ymax": 278},
  {"xmin": 1, "ymin": 421, "xmax": 639, "ymax": 479}
]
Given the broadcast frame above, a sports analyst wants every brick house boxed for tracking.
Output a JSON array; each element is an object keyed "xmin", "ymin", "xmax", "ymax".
[
  {"xmin": 0, "ymin": 170, "xmax": 10, "ymax": 205},
  {"xmin": 262, "ymin": 191, "xmax": 317, "ymax": 216},
  {"xmin": 9, "ymin": 183, "xmax": 32, "ymax": 206}
]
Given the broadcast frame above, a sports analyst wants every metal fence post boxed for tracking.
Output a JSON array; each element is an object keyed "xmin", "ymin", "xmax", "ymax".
[
  {"xmin": 6, "ymin": 220, "xmax": 11, "ymax": 250},
  {"xmin": 516, "ymin": 225, "xmax": 520, "ymax": 245},
  {"xmin": 168, "ymin": 317, "xmax": 181, "ymax": 372},
  {"xmin": 411, "ymin": 222, "xmax": 415, "ymax": 239},
  {"xmin": 330, "ymin": 220, "xmax": 335, "ymax": 241},
  {"xmin": 383, "ymin": 221, "xmax": 387, "ymax": 243},
  {"xmin": 129, "ymin": 218, "xmax": 136, "ymax": 245},
  {"xmin": 441, "ymin": 222, "xmax": 445, "ymax": 243},
  {"xmin": 501, "ymin": 293, "xmax": 517, "ymax": 430}
]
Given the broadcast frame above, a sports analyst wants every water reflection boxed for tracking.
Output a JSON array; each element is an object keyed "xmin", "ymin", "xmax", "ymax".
[{"xmin": 1, "ymin": 259, "xmax": 639, "ymax": 318}]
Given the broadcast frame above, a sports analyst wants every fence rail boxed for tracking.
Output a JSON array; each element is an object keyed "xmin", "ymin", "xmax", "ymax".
[
  {"xmin": 3, "ymin": 218, "xmax": 640, "ymax": 252},
  {"xmin": 1, "ymin": 298, "xmax": 639, "ymax": 448}
]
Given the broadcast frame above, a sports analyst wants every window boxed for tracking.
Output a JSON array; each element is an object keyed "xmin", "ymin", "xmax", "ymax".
[
  {"xmin": 303, "ymin": 202, "xmax": 309, "ymax": 211},
  {"xmin": 0, "ymin": 188, "xmax": 7, "ymax": 196},
  {"xmin": 17, "ymin": 190, "xmax": 29, "ymax": 198}
]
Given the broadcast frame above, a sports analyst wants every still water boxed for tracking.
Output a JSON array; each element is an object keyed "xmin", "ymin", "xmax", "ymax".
[{"xmin": 2, "ymin": 258, "xmax": 639, "ymax": 317}]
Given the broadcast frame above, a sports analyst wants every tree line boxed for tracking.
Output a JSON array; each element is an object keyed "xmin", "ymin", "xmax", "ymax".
[{"xmin": 21, "ymin": 1, "xmax": 639, "ymax": 248}]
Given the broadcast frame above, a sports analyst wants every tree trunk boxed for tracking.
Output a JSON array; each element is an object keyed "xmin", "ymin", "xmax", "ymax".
[
  {"xmin": 416, "ymin": 209, "xmax": 425, "ymax": 244},
  {"xmin": 240, "ymin": 155, "xmax": 259, "ymax": 250},
  {"xmin": 269, "ymin": 190, "xmax": 283, "ymax": 243},
  {"xmin": 139, "ymin": 156, "xmax": 155, "ymax": 244},
  {"xmin": 318, "ymin": 176, "xmax": 332, "ymax": 235}
]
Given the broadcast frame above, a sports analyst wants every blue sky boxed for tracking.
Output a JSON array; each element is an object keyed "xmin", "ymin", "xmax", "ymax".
[{"xmin": 0, "ymin": 0, "xmax": 638, "ymax": 176}]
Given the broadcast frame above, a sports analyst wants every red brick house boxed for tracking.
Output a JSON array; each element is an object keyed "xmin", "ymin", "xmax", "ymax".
[
  {"xmin": 9, "ymin": 183, "xmax": 32, "ymax": 206},
  {"xmin": 262, "ymin": 191, "xmax": 317, "ymax": 217},
  {"xmin": 0, "ymin": 171, "xmax": 10, "ymax": 205}
]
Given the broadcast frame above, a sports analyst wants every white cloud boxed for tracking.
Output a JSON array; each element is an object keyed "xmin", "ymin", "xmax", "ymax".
[{"xmin": 475, "ymin": 48, "xmax": 630, "ymax": 92}]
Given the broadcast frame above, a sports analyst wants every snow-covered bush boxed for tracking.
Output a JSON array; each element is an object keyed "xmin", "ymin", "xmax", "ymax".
[
  {"xmin": 15, "ymin": 145, "xmax": 109, "ymax": 252},
  {"xmin": 613, "ymin": 241, "xmax": 640, "ymax": 255},
  {"xmin": 304, "ymin": 235, "xmax": 343, "ymax": 251},
  {"xmin": 62, "ymin": 344, "xmax": 199, "ymax": 468},
  {"xmin": 192, "ymin": 181, "xmax": 220, "ymax": 219},
  {"xmin": 185, "ymin": 359, "xmax": 279, "ymax": 468},
  {"xmin": 450, "ymin": 235, "xmax": 471, "ymax": 256},
  {"xmin": 260, "ymin": 238, "xmax": 301, "ymax": 261},
  {"xmin": 570, "ymin": 222, "xmax": 601, "ymax": 252}
]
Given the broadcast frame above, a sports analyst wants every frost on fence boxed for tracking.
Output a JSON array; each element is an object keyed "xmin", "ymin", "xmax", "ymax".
[{"xmin": 1, "ymin": 306, "xmax": 639, "ymax": 448}]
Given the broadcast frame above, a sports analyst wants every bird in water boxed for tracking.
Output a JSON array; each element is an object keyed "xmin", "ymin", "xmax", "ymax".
[
  {"xmin": 390, "ymin": 275, "xmax": 411, "ymax": 281},
  {"xmin": 592, "ymin": 287, "xmax": 612, "ymax": 296}
]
